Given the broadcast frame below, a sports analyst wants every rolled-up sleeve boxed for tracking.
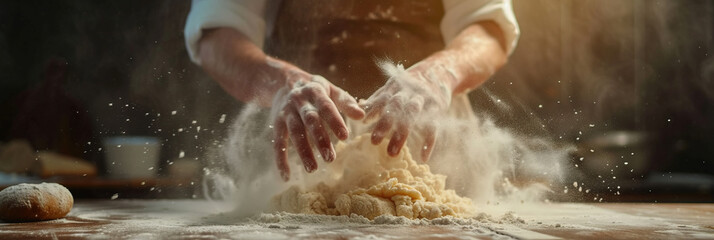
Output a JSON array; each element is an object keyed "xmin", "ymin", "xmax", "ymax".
[
  {"xmin": 184, "ymin": 0, "xmax": 268, "ymax": 64},
  {"xmin": 441, "ymin": 0, "xmax": 520, "ymax": 55}
]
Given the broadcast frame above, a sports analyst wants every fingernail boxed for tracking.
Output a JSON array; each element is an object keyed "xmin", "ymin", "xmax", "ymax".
[
  {"xmin": 371, "ymin": 133, "xmax": 382, "ymax": 144},
  {"xmin": 422, "ymin": 151, "xmax": 430, "ymax": 162},
  {"xmin": 280, "ymin": 170, "xmax": 289, "ymax": 181},
  {"xmin": 323, "ymin": 149, "xmax": 335, "ymax": 162},
  {"xmin": 304, "ymin": 162, "xmax": 316, "ymax": 173},
  {"xmin": 337, "ymin": 129, "xmax": 348, "ymax": 140},
  {"xmin": 388, "ymin": 144, "xmax": 400, "ymax": 156},
  {"xmin": 344, "ymin": 128, "xmax": 350, "ymax": 138}
]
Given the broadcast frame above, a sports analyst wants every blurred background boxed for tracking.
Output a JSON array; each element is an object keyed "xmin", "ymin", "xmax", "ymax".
[{"xmin": 0, "ymin": 0, "xmax": 712, "ymax": 202}]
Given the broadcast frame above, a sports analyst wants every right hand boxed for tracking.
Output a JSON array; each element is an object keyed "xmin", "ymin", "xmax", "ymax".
[
  {"xmin": 270, "ymin": 69, "xmax": 365, "ymax": 181},
  {"xmin": 359, "ymin": 62, "xmax": 452, "ymax": 162}
]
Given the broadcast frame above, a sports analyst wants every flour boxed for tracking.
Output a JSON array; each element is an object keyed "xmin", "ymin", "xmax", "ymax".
[
  {"xmin": 206, "ymin": 209, "xmax": 520, "ymax": 227},
  {"xmin": 206, "ymin": 61, "xmax": 570, "ymax": 222},
  {"xmin": 4, "ymin": 200, "xmax": 711, "ymax": 239},
  {"xmin": 240, "ymin": 210, "xmax": 524, "ymax": 227}
]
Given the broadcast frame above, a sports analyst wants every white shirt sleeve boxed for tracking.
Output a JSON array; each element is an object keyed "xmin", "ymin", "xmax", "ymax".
[
  {"xmin": 184, "ymin": 0, "xmax": 520, "ymax": 64},
  {"xmin": 184, "ymin": 0, "xmax": 269, "ymax": 64},
  {"xmin": 441, "ymin": 0, "xmax": 520, "ymax": 55}
]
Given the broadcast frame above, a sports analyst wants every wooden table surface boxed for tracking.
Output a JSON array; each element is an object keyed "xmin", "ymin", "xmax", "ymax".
[{"xmin": 0, "ymin": 200, "xmax": 712, "ymax": 239}]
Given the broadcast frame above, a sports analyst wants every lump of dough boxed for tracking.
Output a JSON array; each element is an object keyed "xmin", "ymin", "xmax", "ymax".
[
  {"xmin": 272, "ymin": 134, "xmax": 474, "ymax": 219},
  {"xmin": 0, "ymin": 183, "xmax": 74, "ymax": 222},
  {"xmin": 274, "ymin": 185, "xmax": 330, "ymax": 215},
  {"xmin": 335, "ymin": 193, "xmax": 395, "ymax": 220}
]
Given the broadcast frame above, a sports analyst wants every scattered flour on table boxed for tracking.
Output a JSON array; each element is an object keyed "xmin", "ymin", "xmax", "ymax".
[{"xmin": 206, "ymin": 209, "xmax": 525, "ymax": 227}]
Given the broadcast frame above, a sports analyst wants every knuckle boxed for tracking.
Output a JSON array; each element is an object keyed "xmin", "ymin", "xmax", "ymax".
[
  {"xmin": 288, "ymin": 93, "xmax": 302, "ymax": 103},
  {"xmin": 394, "ymin": 92, "xmax": 407, "ymax": 101},
  {"xmin": 409, "ymin": 96, "xmax": 424, "ymax": 106},
  {"xmin": 303, "ymin": 83, "xmax": 323, "ymax": 95},
  {"xmin": 391, "ymin": 96, "xmax": 405, "ymax": 107},
  {"xmin": 376, "ymin": 118, "xmax": 392, "ymax": 130},
  {"xmin": 304, "ymin": 111, "xmax": 320, "ymax": 123},
  {"xmin": 305, "ymin": 81, "xmax": 322, "ymax": 88},
  {"xmin": 386, "ymin": 103, "xmax": 404, "ymax": 115},
  {"xmin": 406, "ymin": 101, "xmax": 420, "ymax": 112},
  {"xmin": 316, "ymin": 100, "xmax": 334, "ymax": 112},
  {"xmin": 286, "ymin": 114, "xmax": 300, "ymax": 126},
  {"xmin": 288, "ymin": 87, "xmax": 302, "ymax": 96}
]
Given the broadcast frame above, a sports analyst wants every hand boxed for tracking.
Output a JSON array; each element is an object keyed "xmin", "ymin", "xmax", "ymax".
[
  {"xmin": 360, "ymin": 62, "xmax": 454, "ymax": 162},
  {"xmin": 271, "ymin": 70, "xmax": 365, "ymax": 181}
]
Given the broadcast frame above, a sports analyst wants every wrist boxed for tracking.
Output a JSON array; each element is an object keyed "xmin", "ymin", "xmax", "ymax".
[
  {"xmin": 408, "ymin": 58, "xmax": 456, "ymax": 97},
  {"xmin": 264, "ymin": 56, "xmax": 313, "ymax": 88},
  {"xmin": 413, "ymin": 54, "xmax": 460, "ymax": 90},
  {"xmin": 405, "ymin": 63, "xmax": 453, "ymax": 108}
]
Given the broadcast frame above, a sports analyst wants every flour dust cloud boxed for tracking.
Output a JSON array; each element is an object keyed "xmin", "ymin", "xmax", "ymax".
[{"xmin": 203, "ymin": 63, "xmax": 571, "ymax": 219}]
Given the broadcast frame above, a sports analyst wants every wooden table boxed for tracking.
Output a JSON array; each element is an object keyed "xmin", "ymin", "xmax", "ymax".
[{"xmin": 0, "ymin": 200, "xmax": 712, "ymax": 239}]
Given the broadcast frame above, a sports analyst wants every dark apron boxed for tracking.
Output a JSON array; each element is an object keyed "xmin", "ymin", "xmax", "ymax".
[
  {"xmin": 263, "ymin": 0, "xmax": 481, "ymax": 190},
  {"xmin": 264, "ymin": 0, "xmax": 446, "ymax": 99}
]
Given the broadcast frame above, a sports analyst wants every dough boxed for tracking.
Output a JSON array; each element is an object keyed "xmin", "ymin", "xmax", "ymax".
[
  {"xmin": 0, "ymin": 183, "xmax": 74, "ymax": 222},
  {"xmin": 272, "ymin": 134, "xmax": 474, "ymax": 219}
]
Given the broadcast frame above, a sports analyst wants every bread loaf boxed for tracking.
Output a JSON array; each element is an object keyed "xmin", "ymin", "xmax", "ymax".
[{"xmin": 0, "ymin": 183, "xmax": 73, "ymax": 222}]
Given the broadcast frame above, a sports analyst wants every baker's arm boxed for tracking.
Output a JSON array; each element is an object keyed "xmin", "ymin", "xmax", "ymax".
[
  {"xmin": 198, "ymin": 28, "xmax": 364, "ymax": 180},
  {"xmin": 197, "ymin": 28, "xmax": 290, "ymax": 106},
  {"xmin": 185, "ymin": 0, "xmax": 278, "ymax": 105},
  {"xmin": 417, "ymin": 21, "xmax": 507, "ymax": 96},
  {"xmin": 441, "ymin": 0, "xmax": 520, "ymax": 55},
  {"xmin": 187, "ymin": 0, "xmax": 365, "ymax": 180},
  {"xmin": 361, "ymin": 21, "xmax": 508, "ymax": 161},
  {"xmin": 435, "ymin": 0, "xmax": 520, "ymax": 93},
  {"xmin": 362, "ymin": 0, "xmax": 520, "ymax": 161}
]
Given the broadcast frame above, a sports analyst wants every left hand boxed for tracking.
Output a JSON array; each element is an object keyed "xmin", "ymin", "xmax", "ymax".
[
  {"xmin": 360, "ymin": 62, "xmax": 454, "ymax": 162},
  {"xmin": 271, "ymin": 72, "xmax": 364, "ymax": 181}
]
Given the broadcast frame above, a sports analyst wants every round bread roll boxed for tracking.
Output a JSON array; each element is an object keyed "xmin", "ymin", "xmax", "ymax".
[{"xmin": 0, "ymin": 183, "xmax": 73, "ymax": 222}]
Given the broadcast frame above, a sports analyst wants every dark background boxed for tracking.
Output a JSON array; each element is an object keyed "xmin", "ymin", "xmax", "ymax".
[{"xmin": 0, "ymin": 0, "xmax": 712, "ymax": 201}]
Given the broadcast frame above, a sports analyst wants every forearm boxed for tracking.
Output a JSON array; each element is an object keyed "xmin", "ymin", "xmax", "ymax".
[
  {"xmin": 197, "ymin": 28, "xmax": 297, "ymax": 106},
  {"xmin": 417, "ymin": 21, "xmax": 508, "ymax": 95}
]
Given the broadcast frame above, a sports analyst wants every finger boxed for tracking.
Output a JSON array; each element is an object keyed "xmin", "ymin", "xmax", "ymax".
[
  {"xmin": 286, "ymin": 108, "xmax": 318, "ymax": 173},
  {"xmin": 404, "ymin": 95, "xmax": 425, "ymax": 119},
  {"xmin": 387, "ymin": 121, "xmax": 409, "ymax": 156},
  {"xmin": 330, "ymin": 85, "xmax": 365, "ymax": 120},
  {"xmin": 300, "ymin": 105, "xmax": 335, "ymax": 163},
  {"xmin": 312, "ymin": 91, "xmax": 350, "ymax": 140},
  {"xmin": 371, "ymin": 94, "xmax": 405, "ymax": 145},
  {"xmin": 361, "ymin": 94, "xmax": 389, "ymax": 121},
  {"xmin": 366, "ymin": 77, "xmax": 399, "ymax": 101},
  {"xmin": 371, "ymin": 112, "xmax": 394, "ymax": 145},
  {"xmin": 420, "ymin": 123, "xmax": 437, "ymax": 162},
  {"xmin": 273, "ymin": 113, "xmax": 290, "ymax": 181},
  {"xmin": 306, "ymin": 77, "xmax": 354, "ymax": 139}
]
